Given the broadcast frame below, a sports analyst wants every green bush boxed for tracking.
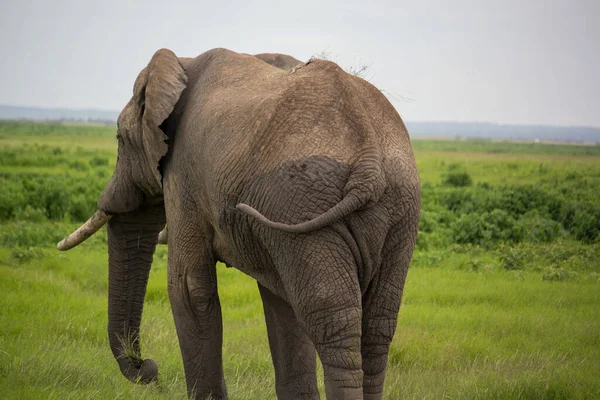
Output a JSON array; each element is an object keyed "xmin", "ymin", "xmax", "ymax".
[
  {"xmin": 427, "ymin": 181, "xmax": 598, "ymax": 247},
  {"xmin": 533, "ymin": 241, "xmax": 600, "ymax": 273},
  {"xmin": 0, "ymin": 178, "xmax": 26, "ymax": 220},
  {"xmin": 451, "ymin": 210, "xmax": 523, "ymax": 247},
  {"xmin": 500, "ymin": 247, "xmax": 525, "ymax": 270},
  {"xmin": 0, "ymin": 144, "xmax": 70, "ymax": 167},
  {"xmin": 1, "ymin": 173, "xmax": 105, "ymax": 222},
  {"xmin": 89, "ymin": 156, "xmax": 109, "ymax": 166},
  {"xmin": 559, "ymin": 202, "xmax": 577, "ymax": 231},
  {"xmin": 0, "ymin": 221, "xmax": 107, "ymax": 248},
  {"xmin": 441, "ymin": 188, "xmax": 475, "ymax": 212},
  {"xmin": 9, "ymin": 247, "xmax": 47, "ymax": 265},
  {"xmin": 69, "ymin": 160, "xmax": 89, "ymax": 171},
  {"xmin": 13, "ymin": 205, "xmax": 47, "ymax": 222},
  {"xmin": 498, "ymin": 185, "xmax": 557, "ymax": 217},
  {"xmin": 442, "ymin": 171, "xmax": 473, "ymax": 187},
  {"xmin": 438, "ymin": 184, "xmax": 562, "ymax": 219},
  {"xmin": 518, "ymin": 211, "xmax": 563, "ymax": 243},
  {"xmin": 1, "ymin": 221, "xmax": 67, "ymax": 247},
  {"xmin": 418, "ymin": 210, "xmax": 436, "ymax": 233},
  {"xmin": 570, "ymin": 205, "xmax": 600, "ymax": 243}
]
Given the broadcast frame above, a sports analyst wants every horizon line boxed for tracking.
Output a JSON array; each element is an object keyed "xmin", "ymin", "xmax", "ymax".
[{"xmin": 1, "ymin": 103, "xmax": 599, "ymax": 130}]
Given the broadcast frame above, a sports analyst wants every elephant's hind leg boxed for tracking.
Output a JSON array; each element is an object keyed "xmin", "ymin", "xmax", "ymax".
[
  {"xmin": 360, "ymin": 223, "xmax": 416, "ymax": 400},
  {"xmin": 258, "ymin": 283, "xmax": 319, "ymax": 400},
  {"xmin": 272, "ymin": 229, "xmax": 364, "ymax": 400}
]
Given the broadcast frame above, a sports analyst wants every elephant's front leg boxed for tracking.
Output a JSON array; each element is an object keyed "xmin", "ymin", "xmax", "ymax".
[
  {"xmin": 168, "ymin": 236, "xmax": 227, "ymax": 399},
  {"xmin": 258, "ymin": 283, "xmax": 319, "ymax": 400}
]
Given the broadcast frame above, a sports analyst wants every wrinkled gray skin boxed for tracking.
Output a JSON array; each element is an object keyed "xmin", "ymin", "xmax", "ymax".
[
  {"xmin": 157, "ymin": 52, "xmax": 302, "ymax": 245},
  {"xmin": 90, "ymin": 48, "xmax": 420, "ymax": 399}
]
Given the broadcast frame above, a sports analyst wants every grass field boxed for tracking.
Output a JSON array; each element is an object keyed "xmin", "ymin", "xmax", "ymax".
[{"xmin": 1, "ymin": 121, "xmax": 599, "ymax": 399}]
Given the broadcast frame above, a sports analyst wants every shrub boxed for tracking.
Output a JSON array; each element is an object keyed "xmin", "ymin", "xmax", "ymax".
[
  {"xmin": 418, "ymin": 210, "xmax": 436, "ymax": 233},
  {"xmin": 451, "ymin": 210, "xmax": 523, "ymax": 247},
  {"xmin": 570, "ymin": 206, "xmax": 600, "ymax": 243},
  {"xmin": 415, "ymin": 228, "xmax": 453, "ymax": 250},
  {"xmin": 10, "ymin": 247, "xmax": 46, "ymax": 265},
  {"xmin": 0, "ymin": 178, "xmax": 25, "ymax": 220},
  {"xmin": 518, "ymin": 211, "xmax": 562, "ymax": 243},
  {"xmin": 487, "ymin": 209, "xmax": 524, "ymax": 242},
  {"xmin": 442, "ymin": 171, "xmax": 472, "ymax": 187},
  {"xmin": 69, "ymin": 160, "xmax": 89, "ymax": 171},
  {"xmin": 422, "ymin": 180, "xmax": 600, "ymax": 247},
  {"xmin": 442, "ymin": 188, "xmax": 475, "ymax": 212},
  {"xmin": 0, "ymin": 221, "xmax": 107, "ymax": 248},
  {"xmin": 67, "ymin": 194, "xmax": 95, "ymax": 222},
  {"xmin": 559, "ymin": 202, "xmax": 577, "ymax": 231},
  {"xmin": 497, "ymin": 185, "xmax": 556, "ymax": 217},
  {"xmin": 500, "ymin": 247, "xmax": 525, "ymax": 270},
  {"xmin": 13, "ymin": 206, "xmax": 47, "ymax": 223},
  {"xmin": 89, "ymin": 156, "xmax": 109, "ymax": 166},
  {"xmin": 410, "ymin": 248, "xmax": 449, "ymax": 268},
  {"xmin": 1, "ymin": 172, "xmax": 105, "ymax": 222},
  {"xmin": 1, "ymin": 221, "xmax": 66, "ymax": 247}
]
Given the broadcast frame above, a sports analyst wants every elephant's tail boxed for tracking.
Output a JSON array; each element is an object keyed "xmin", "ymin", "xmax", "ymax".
[
  {"xmin": 236, "ymin": 148, "xmax": 385, "ymax": 234},
  {"xmin": 235, "ymin": 191, "xmax": 366, "ymax": 234}
]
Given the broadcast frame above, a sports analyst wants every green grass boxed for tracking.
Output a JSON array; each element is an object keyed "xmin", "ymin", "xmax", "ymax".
[
  {"xmin": 0, "ymin": 121, "xmax": 116, "ymax": 138},
  {"xmin": 411, "ymin": 138, "xmax": 600, "ymax": 157},
  {"xmin": 414, "ymin": 151, "xmax": 600, "ymax": 186},
  {"xmin": 388, "ymin": 268, "xmax": 600, "ymax": 399},
  {"xmin": 2, "ymin": 248, "xmax": 598, "ymax": 399},
  {"xmin": 1, "ymin": 121, "xmax": 599, "ymax": 398}
]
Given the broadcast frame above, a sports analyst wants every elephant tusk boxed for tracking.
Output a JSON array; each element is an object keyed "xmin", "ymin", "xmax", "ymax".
[
  {"xmin": 56, "ymin": 209, "xmax": 113, "ymax": 251},
  {"xmin": 157, "ymin": 226, "xmax": 168, "ymax": 245}
]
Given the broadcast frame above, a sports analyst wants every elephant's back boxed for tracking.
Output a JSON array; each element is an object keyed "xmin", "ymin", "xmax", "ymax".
[
  {"xmin": 180, "ymin": 50, "xmax": 414, "ymax": 168},
  {"xmin": 172, "ymin": 50, "xmax": 418, "ymax": 222}
]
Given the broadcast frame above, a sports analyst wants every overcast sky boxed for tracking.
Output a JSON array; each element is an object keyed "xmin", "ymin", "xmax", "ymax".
[{"xmin": 1, "ymin": 0, "xmax": 598, "ymax": 126}]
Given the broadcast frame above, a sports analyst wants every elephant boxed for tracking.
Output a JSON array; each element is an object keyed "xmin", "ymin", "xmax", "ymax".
[{"xmin": 57, "ymin": 47, "xmax": 421, "ymax": 400}]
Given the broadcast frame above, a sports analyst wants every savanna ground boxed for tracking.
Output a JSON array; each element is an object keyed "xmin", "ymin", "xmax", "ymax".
[{"xmin": 1, "ymin": 121, "xmax": 599, "ymax": 399}]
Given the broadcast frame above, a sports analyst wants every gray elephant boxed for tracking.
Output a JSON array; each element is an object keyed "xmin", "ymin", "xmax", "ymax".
[{"xmin": 58, "ymin": 47, "xmax": 421, "ymax": 400}]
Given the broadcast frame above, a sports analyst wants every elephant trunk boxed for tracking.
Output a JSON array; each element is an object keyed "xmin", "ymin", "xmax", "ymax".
[{"xmin": 106, "ymin": 204, "xmax": 165, "ymax": 384}]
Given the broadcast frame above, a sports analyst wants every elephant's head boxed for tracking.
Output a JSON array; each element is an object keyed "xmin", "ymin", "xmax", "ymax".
[{"xmin": 57, "ymin": 48, "xmax": 187, "ymax": 384}]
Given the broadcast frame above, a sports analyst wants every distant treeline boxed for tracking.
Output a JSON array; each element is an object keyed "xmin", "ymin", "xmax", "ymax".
[
  {"xmin": 0, "ymin": 104, "xmax": 118, "ymax": 123},
  {"xmin": 406, "ymin": 121, "xmax": 600, "ymax": 143},
  {"xmin": 1, "ymin": 105, "xmax": 599, "ymax": 143}
]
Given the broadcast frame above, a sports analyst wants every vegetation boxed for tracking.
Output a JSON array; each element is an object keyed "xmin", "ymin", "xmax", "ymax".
[
  {"xmin": 0, "ymin": 121, "xmax": 117, "ymax": 138},
  {"xmin": 411, "ymin": 137, "xmax": 600, "ymax": 157},
  {"xmin": 1, "ymin": 121, "xmax": 599, "ymax": 398}
]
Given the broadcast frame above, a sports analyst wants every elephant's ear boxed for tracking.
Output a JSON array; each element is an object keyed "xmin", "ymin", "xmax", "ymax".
[{"xmin": 132, "ymin": 48, "xmax": 187, "ymax": 197}]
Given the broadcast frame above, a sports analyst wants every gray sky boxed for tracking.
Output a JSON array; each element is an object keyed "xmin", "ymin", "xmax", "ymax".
[{"xmin": 1, "ymin": 0, "xmax": 599, "ymax": 126}]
